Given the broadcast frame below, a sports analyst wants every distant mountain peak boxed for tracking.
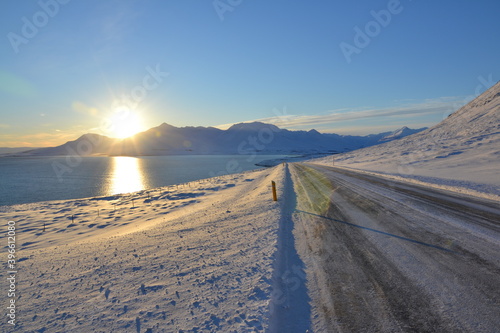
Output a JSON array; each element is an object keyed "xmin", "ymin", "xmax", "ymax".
[
  {"xmin": 308, "ymin": 129, "xmax": 321, "ymax": 135},
  {"xmin": 78, "ymin": 133, "xmax": 109, "ymax": 140},
  {"xmin": 227, "ymin": 122, "xmax": 281, "ymax": 132},
  {"xmin": 157, "ymin": 122, "xmax": 176, "ymax": 130},
  {"xmin": 379, "ymin": 126, "xmax": 427, "ymax": 142}
]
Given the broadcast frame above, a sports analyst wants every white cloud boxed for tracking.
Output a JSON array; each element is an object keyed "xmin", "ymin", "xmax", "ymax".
[{"xmin": 72, "ymin": 101, "xmax": 100, "ymax": 117}]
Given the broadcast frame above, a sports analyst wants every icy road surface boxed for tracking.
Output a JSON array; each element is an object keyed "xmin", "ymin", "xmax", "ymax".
[{"xmin": 289, "ymin": 163, "xmax": 500, "ymax": 333}]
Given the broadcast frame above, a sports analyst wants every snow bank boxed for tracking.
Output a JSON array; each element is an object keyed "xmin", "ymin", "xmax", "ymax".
[{"xmin": 0, "ymin": 166, "xmax": 288, "ymax": 332}]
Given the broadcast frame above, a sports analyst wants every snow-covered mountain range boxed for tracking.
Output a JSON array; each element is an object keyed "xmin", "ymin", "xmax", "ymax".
[{"xmin": 16, "ymin": 123, "xmax": 425, "ymax": 157}]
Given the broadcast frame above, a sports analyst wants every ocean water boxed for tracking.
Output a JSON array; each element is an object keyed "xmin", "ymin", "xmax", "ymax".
[{"xmin": 0, "ymin": 155, "xmax": 287, "ymax": 206}]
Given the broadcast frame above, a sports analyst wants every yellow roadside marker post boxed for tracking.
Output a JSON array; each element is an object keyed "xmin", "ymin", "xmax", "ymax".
[{"xmin": 271, "ymin": 181, "xmax": 278, "ymax": 201}]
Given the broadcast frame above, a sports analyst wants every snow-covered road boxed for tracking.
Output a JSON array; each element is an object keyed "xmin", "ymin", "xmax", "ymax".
[{"xmin": 289, "ymin": 163, "xmax": 500, "ymax": 332}]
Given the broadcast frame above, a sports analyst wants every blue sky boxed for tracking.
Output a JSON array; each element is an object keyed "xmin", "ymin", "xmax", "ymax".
[{"xmin": 1, "ymin": 0, "xmax": 499, "ymax": 146}]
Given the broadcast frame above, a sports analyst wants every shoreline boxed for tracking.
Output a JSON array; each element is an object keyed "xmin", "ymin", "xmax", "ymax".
[{"xmin": 0, "ymin": 154, "xmax": 289, "ymax": 207}]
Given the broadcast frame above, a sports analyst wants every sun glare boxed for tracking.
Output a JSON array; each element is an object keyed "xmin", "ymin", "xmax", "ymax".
[
  {"xmin": 109, "ymin": 107, "xmax": 144, "ymax": 139},
  {"xmin": 109, "ymin": 156, "xmax": 146, "ymax": 194}
]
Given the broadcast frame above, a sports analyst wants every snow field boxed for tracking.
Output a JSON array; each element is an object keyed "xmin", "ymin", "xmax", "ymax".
[{"xmin": 0, "ymin": 165, "xmax": 289, "ymax": 332}]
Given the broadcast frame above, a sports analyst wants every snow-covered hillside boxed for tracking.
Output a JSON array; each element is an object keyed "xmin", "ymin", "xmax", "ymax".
[
  {"xmin": 312, "ymin": 81, "xmax": 500, "ymax": 197},
  {"xmin": 0, "ymin": 167, "xmax": 289, "ymax": 332}
]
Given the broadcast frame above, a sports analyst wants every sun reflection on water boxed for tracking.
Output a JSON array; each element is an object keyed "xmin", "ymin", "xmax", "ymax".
[{"xmin": 109, "ymin": 156, "xmax": 146, "ymax": 195}]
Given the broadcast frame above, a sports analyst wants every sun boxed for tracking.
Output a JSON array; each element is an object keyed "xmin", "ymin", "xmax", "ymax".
[{"xmin": 108, "ymin": 107, "xmax": 144, "ymax": 139}]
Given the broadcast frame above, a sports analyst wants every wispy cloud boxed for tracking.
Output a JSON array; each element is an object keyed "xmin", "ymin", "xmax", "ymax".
[
  {"xmin": 218, "ymin": 96, "xmax": 470, "ymax": 134},
  {"xmin": 0, "ymin": 125, "xmax": 93, "ymax": 147},
  {"xmin": 72, "ymin": 101, "xmax": 100, "ymax": 117},
  {"xmin": 0, "ymin": 131, "xmax": 75, "ymax": 147}
]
